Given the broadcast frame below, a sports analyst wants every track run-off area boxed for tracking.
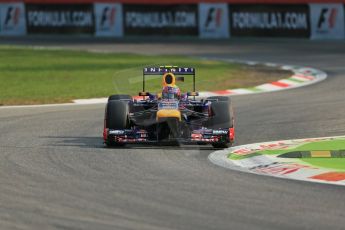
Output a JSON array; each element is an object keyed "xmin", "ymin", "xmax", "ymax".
[{"xmin": 1, "ymin": 38, "xmax": 345, "ymax": 230}]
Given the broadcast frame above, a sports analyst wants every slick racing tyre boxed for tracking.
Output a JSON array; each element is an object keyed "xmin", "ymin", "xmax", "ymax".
[
  {"xmin": 211, "ymin": 142, "xmax": 231, "ymax": 148},
  {"xmin": 206, "ymin": 97, "xmax": 233, "ymax": 129},
  {"xmin": 206, "ymin": 96, "xmax": 234, "ymax": 148},
  {"xmin": 108, "ymin": 94, "xmax": 132, "ymax": 101},
  {"xmin": 105, "ymin": 100, "xmax": 130, "ymax": 147}
]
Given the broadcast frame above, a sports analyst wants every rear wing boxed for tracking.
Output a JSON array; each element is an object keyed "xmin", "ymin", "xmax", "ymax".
[
  {"xmin": 143, "ymin": 67, "xmax": 195, "ymax": 75},
  {"xmin": 142, "ymin": 66, "xmax": 196, "ymax": 93}
]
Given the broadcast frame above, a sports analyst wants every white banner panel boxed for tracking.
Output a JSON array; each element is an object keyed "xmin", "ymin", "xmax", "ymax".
[
  {"xmin": 94, "ymin": 3, "xmax": 123, "ymax": 37},
  {"xmin": 310, "ymin": 3, "xmax": 345, "ymax": 39},
  {"xmin": 0, "ymin": 3, "xmax": 26, "ymax": 35},
  {"xmin": 199, "ymin": 3, "xmax": 229, "ymax": 38}
]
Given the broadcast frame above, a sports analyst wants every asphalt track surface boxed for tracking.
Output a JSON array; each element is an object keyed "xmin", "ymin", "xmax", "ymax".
[{"xmin": 1, "ymin": 37, "xmax": 345, "ymax": 230}]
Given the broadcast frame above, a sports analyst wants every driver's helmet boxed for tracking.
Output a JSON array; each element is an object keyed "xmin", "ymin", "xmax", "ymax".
[{"xmin": 162, "ymin": 86, "xmax": 181, "ymax": 99}]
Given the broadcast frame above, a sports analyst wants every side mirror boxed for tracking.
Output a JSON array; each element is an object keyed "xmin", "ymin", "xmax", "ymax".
[
  {"xmin": 187, "ymin": 92, "xmax": 199, "ymax": 96},
  {"xmin": 176, "ymin": 77, "xmax": 185, "ymax": 82}
]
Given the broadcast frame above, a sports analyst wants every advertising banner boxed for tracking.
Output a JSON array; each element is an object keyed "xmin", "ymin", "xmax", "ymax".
[
  {"xmin": 310, "ymin": 4, "xmax": 344, "ymax": 39},
  {"xmin": 0, "ymin": 3, "xmax": 26, "ymax": 35},
  {"xmin": 94, "ymin": 3, "xmax": 123, "ymax": 37},
  {"xmin": 230, "ymin": 4, "xmax": 310, "ymax": 37},
  {"xmin": 26, "ymin": 4, "xmax": 94, "ymax": 34},
  {"xmin": 123, "ymin": 4, "xmax": 198, "ymax": 36},
  {"xmin": 198, "ymin": 3, "xmax": 229, "ymax": 38}
]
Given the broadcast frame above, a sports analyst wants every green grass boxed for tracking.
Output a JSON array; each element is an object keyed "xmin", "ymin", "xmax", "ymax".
[
  {"xmin": 0, "ymin": 46, "xmax": 288, "ymax": 105},
  {"xmin": 301, "ymin": 158, "xmax": 345, "ymax": 170},
  {"xmin": 229, "ymin": 152, "xmax": 261, "ymax": 160}
]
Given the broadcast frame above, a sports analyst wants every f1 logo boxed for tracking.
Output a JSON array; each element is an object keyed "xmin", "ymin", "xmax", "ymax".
[
  {"xmin": 204, "ymin": 7, "xmax": 222, "ymax": 29},
  {"xmin": 4, "ymin": 6, "xmax": 20, "ymax": 27},
  {"xmin": 100, "ymin": 6, "xmax": 116, "ymax": 28},
  {"xmin": 310, "ymin": 4, "xmax": 344, "ymax": 39},
  {"xmin": 317, "ymin": 7, "xmax": 338, "ymax": 29},
  {"xmin": 95, "ymin": 3, "xmax": 123, "ymax": 37},
  {"xmin": 199, "ymin": 4, "xmax": 229, "ymax": 38}
]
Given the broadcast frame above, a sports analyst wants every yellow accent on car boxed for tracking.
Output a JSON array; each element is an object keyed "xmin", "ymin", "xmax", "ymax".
[{"xmin": 157, "ymin": 110, "xmax": 181, "ymax": 121}]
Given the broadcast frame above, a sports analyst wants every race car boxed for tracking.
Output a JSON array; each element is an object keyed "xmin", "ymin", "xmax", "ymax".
[{"xmin": 103, "ymin": 66, "xmax": 235, "ymax": 148}]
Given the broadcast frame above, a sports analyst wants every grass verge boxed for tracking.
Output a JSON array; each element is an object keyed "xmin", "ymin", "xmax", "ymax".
[
  {"xmin": 229, "ymin": 139, "xmax": 345, "ymax": 170},
  {"xmin": 0, "ymin": 46, "xmax": 289, "ymax": 105},
  {"xmin": 301, "ymin": 158, "xmax": 345, "ymax": 170}
]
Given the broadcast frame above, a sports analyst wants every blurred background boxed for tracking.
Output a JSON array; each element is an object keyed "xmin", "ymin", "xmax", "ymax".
[{"xmin": 0, "ymin": 0, "xmax": 344, "ymax": 39}]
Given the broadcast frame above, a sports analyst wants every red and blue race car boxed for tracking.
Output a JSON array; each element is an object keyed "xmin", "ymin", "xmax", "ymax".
[{"xmin": 103, "ymin": 66, "xmax": 235, "ymax": 148}]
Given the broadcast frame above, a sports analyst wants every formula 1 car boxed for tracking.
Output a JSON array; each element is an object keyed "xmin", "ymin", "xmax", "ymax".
[{"xmin": 103, "ymin": 66, "xmax": 235, "ymax": 148}]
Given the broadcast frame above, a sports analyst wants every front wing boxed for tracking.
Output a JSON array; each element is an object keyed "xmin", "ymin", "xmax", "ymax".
[{"xmin": 104, "ymin": 128, "xmax": 235, "ymax": 145}]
